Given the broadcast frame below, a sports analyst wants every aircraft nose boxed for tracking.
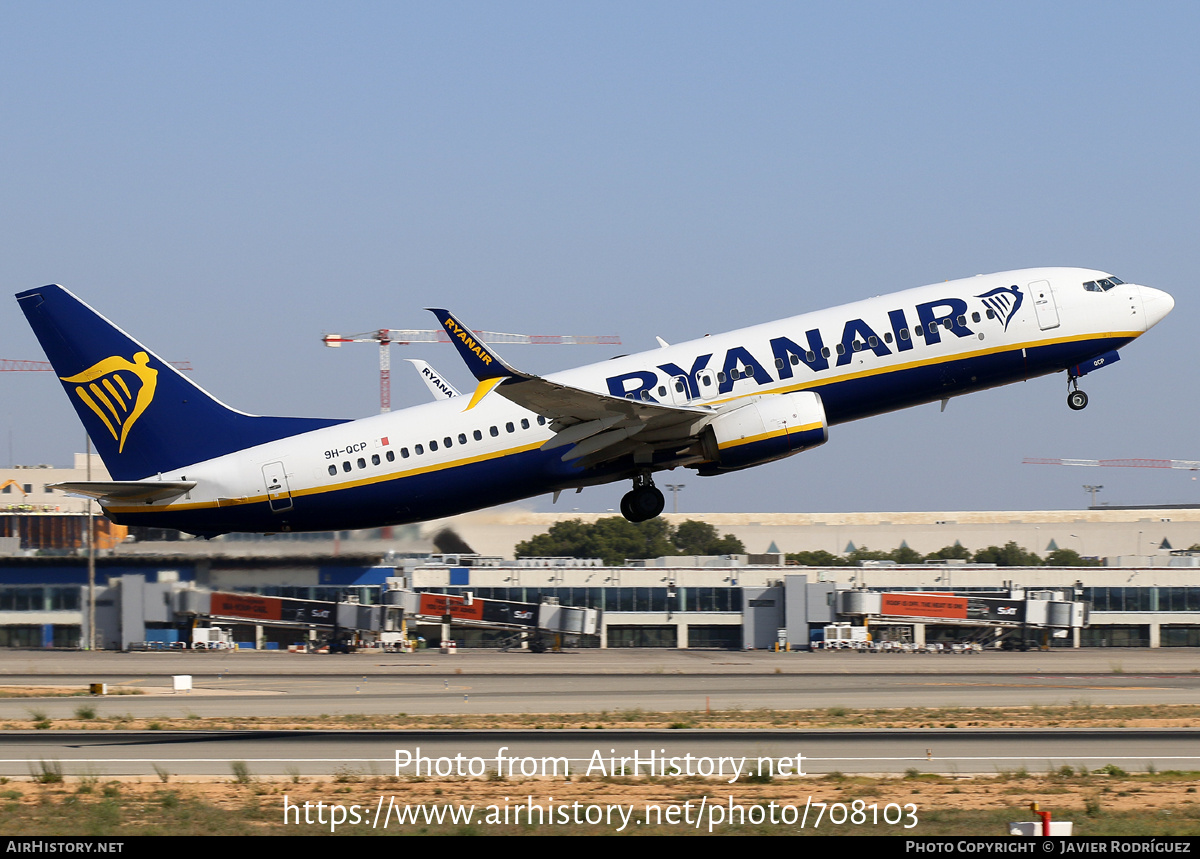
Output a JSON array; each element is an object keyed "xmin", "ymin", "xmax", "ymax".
[{"xmin": 1139, "ymin": 285, "xmax": 1175, "ymax": 331}]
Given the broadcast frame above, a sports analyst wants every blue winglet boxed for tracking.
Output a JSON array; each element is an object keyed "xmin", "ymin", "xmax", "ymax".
[{"xmin": 426, "ymin": 308, "xmax": 517, "ymax": 381}]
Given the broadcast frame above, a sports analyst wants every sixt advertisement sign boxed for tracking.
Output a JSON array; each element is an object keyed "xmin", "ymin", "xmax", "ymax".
[
  {"xmin": 966, "ymin": 598, "xmax": 1025, "ymax": 623},
  {"xmin": 605, "ymin": 289, "xmax": 1020, "ymax": 401}
]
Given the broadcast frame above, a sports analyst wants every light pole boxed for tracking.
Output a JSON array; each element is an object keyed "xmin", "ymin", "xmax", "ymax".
[
  {"xmin": 664, "ymin": 484, "xmax": 685, "ymax": 514},
  {"xmin": 85, "ymin": 436, "xmax": 95, "ymax": 651}
]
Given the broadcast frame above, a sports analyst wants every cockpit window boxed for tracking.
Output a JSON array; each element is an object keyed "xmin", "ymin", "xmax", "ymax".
[{"xmin": 1083, "ymin": 276, "xmax": 1124, "ymax": 293}]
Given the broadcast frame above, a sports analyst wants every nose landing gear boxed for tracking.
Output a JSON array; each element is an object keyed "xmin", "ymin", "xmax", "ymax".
[
  {"xmin": 1067, "ymin": 376, "xmax": 1088, "ymax": 411},
  {"xmin": 620, "ymin": 473, "xmax": 665, "ymax": 523}
]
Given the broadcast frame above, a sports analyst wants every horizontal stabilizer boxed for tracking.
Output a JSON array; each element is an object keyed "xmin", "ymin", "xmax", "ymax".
[{"xmin": 51, "ymin": 480, "xmax": 196, "ymax": 504}]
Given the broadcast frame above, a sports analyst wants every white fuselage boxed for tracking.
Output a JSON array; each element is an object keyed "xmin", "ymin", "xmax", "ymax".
[{"xmin": 102, "ymin": 268, "xmax": 1171, "ymax": 534}]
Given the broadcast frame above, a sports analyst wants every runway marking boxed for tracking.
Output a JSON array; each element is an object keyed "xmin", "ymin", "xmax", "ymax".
[
  {"xmin": 3, "ymin": 755, "xmax": 1199, "ymax": 766},
  {"xmin": 919, "ymin": 682, "xmax": 1164, "ymax": 690}
]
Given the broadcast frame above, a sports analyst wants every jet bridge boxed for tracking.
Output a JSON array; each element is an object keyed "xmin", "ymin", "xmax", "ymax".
[
  {"xmin": 385, "ymin": 587, "xmax": 600, "ymax": 649},
  {"xmin": 836, "ymin": 590, "xmax": 1086, "ymax": 648}
]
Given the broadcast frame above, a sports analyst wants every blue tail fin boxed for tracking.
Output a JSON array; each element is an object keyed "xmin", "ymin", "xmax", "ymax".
[{"xmin": 16, "ymin": 285, "xmax": 347, "ymax": 480}]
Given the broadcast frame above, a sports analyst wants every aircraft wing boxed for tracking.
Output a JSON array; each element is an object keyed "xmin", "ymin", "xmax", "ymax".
[
  {"xmin": 52, "ymin": 481, "xmax": 196, "ymax": 504},
  {"xmin": 427, "ymin": 308, "xmax": 713, "ymax": 468}
]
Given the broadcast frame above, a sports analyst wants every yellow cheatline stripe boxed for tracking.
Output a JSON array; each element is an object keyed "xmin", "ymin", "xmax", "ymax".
[
  {"xmin": 716, "ymin": 421, "xmax": 824, "ymax": 450},
  {"xmin": 705, "ymin": 331, "xmax": 1140, "ymax": 409},
  {"xmin": 103, "ymin": 331, "xmax": 1135, "ymax": 513},
  {"xmin": 104, "ymin": 440, "xmax": 548, "ymax": 514},
  {"xmin": 717, "ymin": 428, "xmax": 786, "ymax": 449}
]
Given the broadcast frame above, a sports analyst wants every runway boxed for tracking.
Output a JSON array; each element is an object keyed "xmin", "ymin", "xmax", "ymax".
[
  {"xmin": 3, "ymin": 728, "xmax": 1197, "ymax": 778},
  {"xmin": 2, "ymin": 649, "xmax": 1196, "ymax": 778},
  {"xmin": 1, "ymin": 649, "xmax": 1198, "ymax": 719}
]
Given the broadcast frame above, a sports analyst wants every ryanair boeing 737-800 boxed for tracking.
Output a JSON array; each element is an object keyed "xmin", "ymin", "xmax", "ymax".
[{"xmin": 16, "ymin": 269, "xmax": 1173, "ymax": 536}]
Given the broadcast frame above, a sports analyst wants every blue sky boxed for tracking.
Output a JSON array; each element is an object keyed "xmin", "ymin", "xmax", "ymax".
[{"xmin": 2, "ymin": 2, "xmax": 1197, "ymax": 517}]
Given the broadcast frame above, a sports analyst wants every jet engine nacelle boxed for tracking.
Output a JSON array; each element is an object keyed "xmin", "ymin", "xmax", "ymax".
[{"xmin": 698, "ymin": 391, "xmax": 828, "ymax": 474}]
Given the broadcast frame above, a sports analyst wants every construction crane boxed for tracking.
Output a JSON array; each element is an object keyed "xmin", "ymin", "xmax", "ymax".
[
  {"xmin": 2, "ymin": 359, "xmax": 193, "ymax": 372},
  {"xmin": 1024, "ymin": 458, "xmax": 1200, "ymax": 471},
  {"xmin": 1025, "ymin": 458, "xmax": 1200, "ymax": 507},
  {"xmin": 322, "ymin": 327, "xmax": 622, "ymax": 413}
]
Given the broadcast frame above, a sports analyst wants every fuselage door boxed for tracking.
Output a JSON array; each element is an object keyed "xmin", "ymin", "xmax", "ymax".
[
  {"xmin": 1029, "ymin": 280, "xmax": 1061, "ymax": 330},
  {"xmin": 262, "ymin": 461, "xmax": 293, "ymax": 513}
]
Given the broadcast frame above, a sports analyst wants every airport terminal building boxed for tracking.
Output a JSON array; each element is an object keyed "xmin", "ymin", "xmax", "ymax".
[
  {"xmin": 1, "ymin": 547, "xmax": 1198, "ymax": 650},
  {"xmin": 3, "ymin": 460, "xmax": 1199, "ymax": 651}
]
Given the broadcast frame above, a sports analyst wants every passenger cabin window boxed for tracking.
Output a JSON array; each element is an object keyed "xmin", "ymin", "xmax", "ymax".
[
  {"xmin": 429, "ymin": 440, "xmax": 438, "ymax": 451},
  {"xmin": 521, "ymin": 418, "xmax": 530, "ymax": 429},
  {"xmin": 443, "ymin": 436, "xmax": 452, "ymax": 448},
  {"xmin": 490, "ymin": 426, "xmax": 499, "ymax": 437},
  {"xmin": 387, "ymin": 450, "xmax": 396, "ymax": 462},
  {"xmin": 415, "ymin": 444, "xmax": 424, "ymax": 455},
  {"xmin": 371, "ymin": 454, "xmax": 380, "ymax": 466},
  {"xmin": 899, "ymin": 329, "xmax": 909, "ymax": 341},
  {"xmin": 357, "ymin": 457, "xmax": 366, "ymax": 469},
  {"xmin": 342, "ymin": 461, "xmax": 351, "ymax": 472},
  {"xmin": 971, "ymin": 312, "xmax": 981, "ymax": 323},
  {"xmin": 401, "ymin": 448, "xmax": 410, "ymax": 458},
  {"xmin": 473, "ymin": 430, "xmax": 482, "ymax": 440},
  {"xmin": 506, "ymin": 422, "xmax": 515, "ymax": 433},
  {"xmin": 328, "ymin": 465, "xmax": 337, "ymax": 476},
  {"xmin": 459, "ymin": 433, "xmax": 467, "ymax": 444}
]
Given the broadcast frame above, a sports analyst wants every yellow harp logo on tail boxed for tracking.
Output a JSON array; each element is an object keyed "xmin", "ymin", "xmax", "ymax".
[{"xmin": 59, "ymin": 352, "xmax": 158, "ymax": 453}]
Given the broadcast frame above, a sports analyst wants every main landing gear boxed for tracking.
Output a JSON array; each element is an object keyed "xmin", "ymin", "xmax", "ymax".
[
  {"xmin": 620, "ymin": 473, "xmax": 665, "ymax": 523},
  {"xmin": 1067, "ymin": 376, "xmax": 1089, "ymax": 411}
]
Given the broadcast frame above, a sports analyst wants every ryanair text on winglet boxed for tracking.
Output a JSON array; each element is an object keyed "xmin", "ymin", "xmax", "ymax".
[{"xmin": 443, "ymin": 317, "xmax": 493, "ymax": 367}]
